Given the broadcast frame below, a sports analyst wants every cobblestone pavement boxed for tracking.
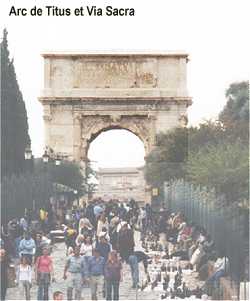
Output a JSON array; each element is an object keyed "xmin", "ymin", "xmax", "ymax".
[{"xmin": 6, "ymin": 231, "xmax": 160, "ymax": 300}]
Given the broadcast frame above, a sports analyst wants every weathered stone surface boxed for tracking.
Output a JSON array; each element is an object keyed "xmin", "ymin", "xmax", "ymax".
[
  {"xmin": 95, "ymin": 167, "xmax": 150, "ymax": 203},
  {"xmin": 38, "ymin": 52, "xmax": 192, "ymax": 163}
]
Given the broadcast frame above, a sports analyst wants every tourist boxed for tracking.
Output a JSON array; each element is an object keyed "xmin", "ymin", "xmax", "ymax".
[
  {"xmin": 53, "ymin": 291, "xmax": 64, "ymax": 300},
  {"xmin": 96, "ymin": 233, "xmax": 112, "ymax": 298},
  {"xmin": 75, "ymin": 234, "xmax": 85, "ymax": 247},
  {"xmin": 34, "ymin": 233, "xmax": 44, "ymax": 261},
  {"xmin": 138, "ymin": 207, "xmax": 147, "ymax": 241},
  {"xmin": 205, "ymin": 255, "xmax": 229, "ymax": 288},
  {"xmin": 17, "ymin": 256, "xmax": 32, "ymax": 300},
  {"xmin": 109, "ymin": 216, "xmax": 120, "ymax": 250},
  {"xmin": 19, "ymin": 232, "xmax": 36, "ymax": 264},
  {"xmin": 128, "ymin": 250, "xmax": 149, "ymax": 289},
  {"xmin": 0, "ymin": 249, "xmax": 9, "ymax": 300},
  {"xmin": 63, "ymin": 245, "xmax": 85, "ymax": 301},
  {"xmin": 96, "ymin": 213, "xmax": 109, "ymax": 239},
  {"xmin": 190, "ymin": 243, "xmax": 205, "ymax": 270},
  {"xmin": 64, "ymin": 223, "xmax": 77, "ymax": 254},
  {"xmin": 39, "ymin": 208, "xmax": 48, "ymax": 233},
  {"xmin": 117, "ymin": 204, "xmax": 127, "ymax": 221},
  {"xmin": 105, "ymin": 250, "xmax": 122, "ymax": 301},
  {"xmin": 96, "ymin": 234, "xmax": 112, "ymax": 263},
  {"xmin": 86, "ymin": 248, "xmax": 105, "ymax": 300},
  {"xmin": 157, "ymin": 214, "xmax": 168, "ymax": 251},
  {"xmin": 172, "ymin": 212, "xmax": 184, "ymax": 229},
  {"xmin": 128, "ymin": 254, "xmax": 139, "ymax": 289},
  {"xmin": 8, "ymin": 218, "xmax": 21, "ymax": 239},
  {"xmin": 20, "ymin": 216, "xmax": 29, "ymax": 234},
  {"xmin": 78, "ymin": 217, "xmax": 93, "ymax": 237},
  {"xmin": 117, "ymin": 221, "xmax": 135, "ymax": 262},
  {"xmin": 86, "ymin": 202, "xmax": 96, "ymax": 229},
  {"xmin": 35, "ymin": 246, "xmax": 54, "ymax": 300},
  {"xmin": 80, "ymin": 236, "xmax": 94, "ymax": 259}
]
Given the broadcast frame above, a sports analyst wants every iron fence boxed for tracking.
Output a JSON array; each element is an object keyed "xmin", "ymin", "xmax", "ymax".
[{"xmin": 163, "ymin": 179, "xmax": 249, "ymax": 299}]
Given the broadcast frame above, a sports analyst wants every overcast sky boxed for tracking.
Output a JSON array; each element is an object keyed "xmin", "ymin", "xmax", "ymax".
[{"xmin": 1, "ymin": 0, "xmax": 249, "ymax": 169}]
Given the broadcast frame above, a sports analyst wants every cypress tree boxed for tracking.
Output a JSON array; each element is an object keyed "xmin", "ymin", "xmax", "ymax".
[{"xmin": 1, "ymin": 29, "xmax": 30, "ymax": 177}]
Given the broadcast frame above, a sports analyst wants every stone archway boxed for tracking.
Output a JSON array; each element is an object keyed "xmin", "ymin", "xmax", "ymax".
[
  {"xmin": 39, "ymin": 52, "xmax": 192, "ymax": 170},
  {"xmin": 78, "ymin": 114, "xmax": 155, "ymax": 162}
]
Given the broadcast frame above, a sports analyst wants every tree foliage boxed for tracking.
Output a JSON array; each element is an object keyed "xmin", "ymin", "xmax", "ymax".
[
  {"xmin": 219, "ymin": 81, "xmax": 249, "ymax": 126},
  {"xmin": 145, "ymin": 127, "xmax": 187, "ymax": 186},
  {"xmin": 187, "ymin": 142, "xmax": 249, "ymax": 202},
  {"xmin": 34, "ymin": 159, "xmax": 85, "ymax": 195},
  {"xmin": 1, "ymin": 29, "xmax": 30, "ymax": 177},
  {"xmin": 34, "ymin": 159, "xmax": 96, "ymax": 196},
  {"xmin": 145, "ymin": 81, "xmax": 249, "ymax": 203}
]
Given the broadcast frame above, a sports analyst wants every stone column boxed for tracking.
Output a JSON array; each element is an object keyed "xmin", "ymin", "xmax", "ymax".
[
  {"xmin": 73, "ymin": 113, "xmax": 82, "ymax": 161},
  {"xmin": 43, "ymin": 104, "xmax": 52, "ymax": 148},
  {"xmin": 79, "ymin": 138, "xmax": 89, "ymax": 177}
]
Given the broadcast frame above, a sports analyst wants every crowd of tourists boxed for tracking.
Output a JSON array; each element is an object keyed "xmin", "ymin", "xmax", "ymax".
[
  {"xmin": 0, "ymin": 198, "xmax": 153, "ymax": 300},
  {"xmin": 0, "ymin": 198, "xmax": 230, "ymax": 300}
]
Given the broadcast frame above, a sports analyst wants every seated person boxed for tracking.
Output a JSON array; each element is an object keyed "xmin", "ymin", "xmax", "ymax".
[
  {"xmin": 204, "ymin": 255, "xmax": 229, "ymax": 288},
  {"xmin": 190, "ymin": 243, "xmax": 205, "ymax": 270}
]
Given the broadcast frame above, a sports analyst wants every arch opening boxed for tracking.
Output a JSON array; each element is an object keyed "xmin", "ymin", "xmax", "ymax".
[
  {"xmin": 88, "ymin": 128, "xmax": 145, "ymax": 170},
  {"xmin": 87, "ymin": 128, "xmax": 147, "ymax": 202}
]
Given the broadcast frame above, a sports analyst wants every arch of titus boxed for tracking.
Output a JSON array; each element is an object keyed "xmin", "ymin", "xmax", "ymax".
[{"xmin": 39, "ymin": 52, "xmax": 192, "ymax": 168}]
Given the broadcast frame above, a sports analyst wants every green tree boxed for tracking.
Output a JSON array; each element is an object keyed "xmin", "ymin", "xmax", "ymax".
[
  {"xmin": 188, "ymin": 121, "xmax": 225, "ymax": 152},
  {"xmin": 187, "ymin": 142, "xmax": 248, "ymax": 203},
  {"xmin": 219, "ymin": 81, "xmax": 249, "ymax": 126},
  {"xmin": 145, "ymin": 127, "xmax": 188, "ymax": 186},
  {"xmin": 1, "ymin": 29, "xmax": 30, "ymax": 177},
  {"xmin": 34, "ymin": 159, "xmax": 96, "ymax": 196},
  {"xmin": 144, "ymin": 81, "xmax": 249, "ymax": 204},
  {"xmin": 219, "ymin": 81, "xmax": 249, "ymax": 144}
]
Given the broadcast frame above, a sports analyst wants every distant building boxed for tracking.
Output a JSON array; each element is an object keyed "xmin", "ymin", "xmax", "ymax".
[{"xmin": 94, "ymin": 167, "xmax": 150, "ymax": 203}]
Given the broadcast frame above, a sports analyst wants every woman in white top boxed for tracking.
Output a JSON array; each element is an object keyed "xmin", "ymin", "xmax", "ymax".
[
  {"xmin": 96, "ymin": 213, "xmax": 109, "ymax": 238},
  {"xmin": 80, "ymin": 236, "xmax": 93, "ymax": 259},
  {"xmin": 17, "ymin": 256, "xmax": 32, "ymax": 300}
]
